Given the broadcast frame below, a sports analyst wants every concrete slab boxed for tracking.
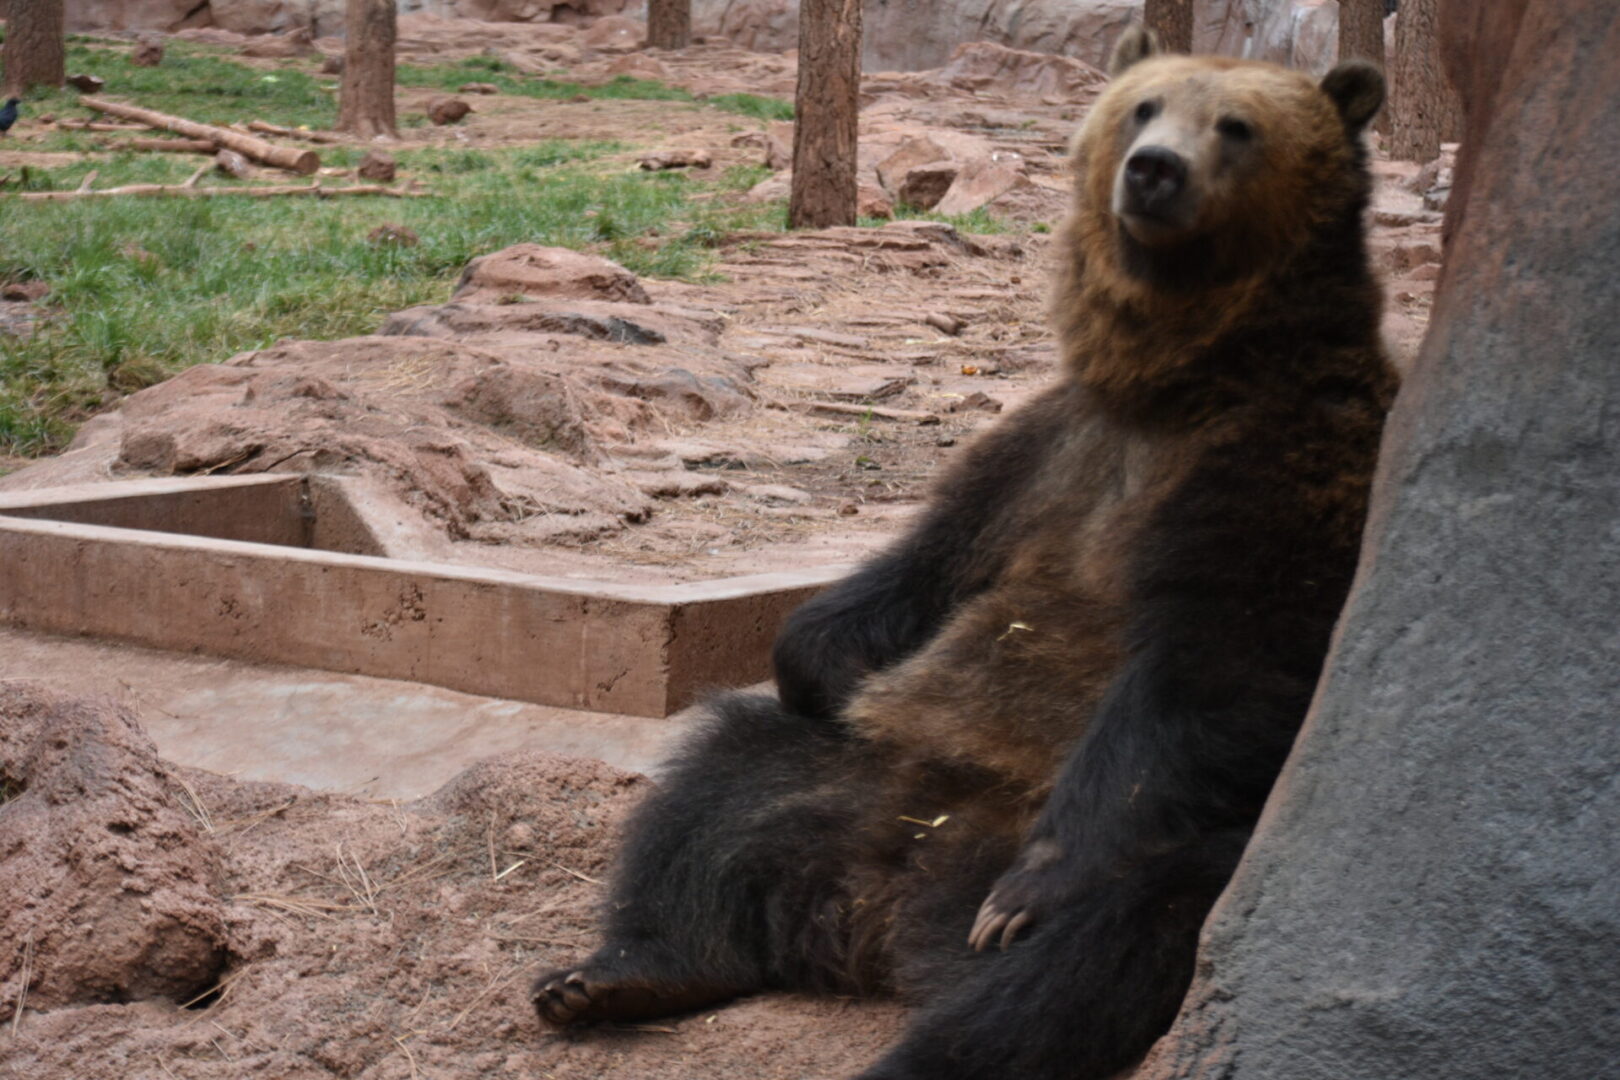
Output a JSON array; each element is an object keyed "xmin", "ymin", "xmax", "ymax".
[{"xmin": 0, "ymin": 626, "xmax": 686, "ymax": 799}]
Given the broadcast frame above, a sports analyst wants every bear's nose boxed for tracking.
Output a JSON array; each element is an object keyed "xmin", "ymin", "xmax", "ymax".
[{"xmin": 1123, "ymin": 146, "xmax": 1188, "ymax": 212}]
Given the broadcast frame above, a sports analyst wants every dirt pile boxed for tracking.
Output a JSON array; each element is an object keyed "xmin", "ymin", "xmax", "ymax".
[
  {"xmin": 0, "ymin": 683, "xmax": 229, "ymax": 1019},
  {"xmin": 2, "ymin": 699, "xmax": 907, "ymax": 1078}
]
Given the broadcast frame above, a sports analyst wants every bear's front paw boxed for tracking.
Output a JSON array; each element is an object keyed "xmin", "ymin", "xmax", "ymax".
[{"xmin": 967, "ymin": 838, "xmax": 1079, "ymax": 951}]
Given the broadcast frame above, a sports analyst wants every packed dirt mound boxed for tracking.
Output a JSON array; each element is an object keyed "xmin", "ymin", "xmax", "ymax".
[
  {"xmin": 2, "ymin": 701, "xmax": 908, "ymax": 1079},
  {"xmin": 0, "ymin": 683, "xmax": 229, "ymax": 1018}
]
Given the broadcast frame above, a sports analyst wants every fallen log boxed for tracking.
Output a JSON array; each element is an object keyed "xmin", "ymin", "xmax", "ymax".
[
  {"xmin": 79, "ymin": 97, "xmax": 320, "ymax": 174},
  {"xmin": 56, "ymin": 119, "xmax": 148, "ymax": 132},
  {"xmin": 11, "ymin": 170, "xmax": 425, "ymax": 202},
  {"xmin": 107, "ymin": 138, "xmax": 219, "ymax": 154},
  {"xmin": 244, "ymin": 120, "xmax": 348, "ymax": 145}
]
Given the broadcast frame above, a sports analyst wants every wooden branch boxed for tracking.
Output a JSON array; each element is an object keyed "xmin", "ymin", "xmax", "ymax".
[
  {"xmin": 10, "ymin": 177, "xmax": 425, "ymax": 202},
  {"xmin": 79, "ymin": 96, "xmax": 321, "ymax": 174},
  {"xmin": 776, "ymin": 400, "xmax": 942, "ymax": 425},
  {"xmin": 245, "ymin": 120, "xmax": 347, "ymax": 145},
  {"xmin": 215, "ymin": 149, "xmax": 254, "ymax": 179}
]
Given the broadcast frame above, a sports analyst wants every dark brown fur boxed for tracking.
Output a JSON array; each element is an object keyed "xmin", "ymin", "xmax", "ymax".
[{"xmin": 531, "ymin": 31, "xmax": 1396, "ymax": 1080}]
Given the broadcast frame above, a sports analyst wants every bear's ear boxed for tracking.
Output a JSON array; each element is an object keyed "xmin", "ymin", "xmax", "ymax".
[
  {"xmin": 1109, "ymin": 25, "xmax": 1163, "ymax": 77},
  {"xmin": 1320, "ymin": 61, "xmax": 1385, "ymax": 134}
]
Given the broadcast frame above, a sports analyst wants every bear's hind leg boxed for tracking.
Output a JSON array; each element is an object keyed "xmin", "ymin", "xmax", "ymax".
[
  {"xmin": 532, "ymin": 692, "xmax": 873, "ymax": 1028},
  {"xmin": 854, "ymin": 828, "xmax": 1250, "ymax": 1080}
]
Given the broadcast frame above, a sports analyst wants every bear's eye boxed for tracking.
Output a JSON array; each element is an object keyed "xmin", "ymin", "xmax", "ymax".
[
  {"xmin": 1133, "ymin": 100, "xmax": 1159, "ymax": 124},
  {"xmin": 1217, "ymin": 117, "xmax": 1254, "ymax": 141}
]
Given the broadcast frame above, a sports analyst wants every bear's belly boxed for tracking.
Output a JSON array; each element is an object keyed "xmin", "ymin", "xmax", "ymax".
[
  {"xmin": 843, "ymin": 580, "xmax": 1127, "ymax": 793},
  {"xmin": 841, "ymin": 424, "xmax": 1188, "ymax": 793}
]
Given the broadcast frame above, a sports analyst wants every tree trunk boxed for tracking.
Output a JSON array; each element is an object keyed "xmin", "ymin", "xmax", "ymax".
[
  {"xmin": 2, "ymin": 0, "xmax": 65, "ymax": 96},
  {"xmin": 1339, "ymin": 0, "xmax": 1391, "ymax": 133},
  {"xmin": 1388, "ymin": 0, "xmax": 1462, "ymax": 161},
  {"xmin": 646, "ymin": 0, "xmax": 691, "ymax": 50},
  {"xmin": 1144, "ymin": 0, "xmax": 1194, "ymax": 54},
  {"xmin": 789, "ymin": 0, "xmax": 861, "ymax": 230},
  {"xmin": 337, "ymin": 0, "xmax": 396, "ymax": 140}
]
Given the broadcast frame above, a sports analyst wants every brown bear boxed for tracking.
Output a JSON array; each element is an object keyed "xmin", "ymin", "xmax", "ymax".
[{"xmin": 531, "ymin": 27, "xmax": 1397, "ymax": 1080}]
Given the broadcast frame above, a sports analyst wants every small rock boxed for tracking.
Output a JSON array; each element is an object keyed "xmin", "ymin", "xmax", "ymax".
[
  {"xmin": 458, "ymin": 82, "xmax": 499, "ymax": 95},
  {"xmin": 935, "ymin": 436, "xmax": 957, "ymax": 447},
  {"xmin": 131, "ymin": 36, "xmax": 164, "ymax": 67},
  {"xmin": 897, "ymin": 163, "xmax": 959, "ymax": 211},
  {"xmin": 926, "ymin": 312, "xmax": 963, "ymax": 336},
  {"xmin": 934, "ymin": 157, "xmax": 1030, "ymax": 216},
  {"xmin": 426, "ymin": 97, "xmax": 472, "ymax": 125},
  {"xmin": 0, "ymin": 280, "xmax": 49, "ymax": 302},
  {"xmin": 605, "ymin": 53, "xmax": 671, "ymax": 81},
  {"xmin": 240, "ymin": 36, "xmax": 313, "ymax": 59},
  {"xmin": 740, "ymin": 483, "xmax": 813, "ymax": 506},
  {"xmin": 858, "ymin": 182, "xmax": 894, "ymax": 219},
  {"xmin": 960, "ymin": 390, "xmax": 1003, "ymax": 413},
  {"xmin": 876, "ymin": 136, "xmax": 950, "ymax": 197},
  {"xmin": 367, "ymin": 224, "xmax": 419, "ymax": 247},
  {"xmin": 357, "ymin": 149, "xmax": 396, "ymax": 182},
  {"xmin": 119, "ymin": 242, "xmax": 159, "ymax": 267},
  {"xmin": 732, "ymin": 129, "xmax": 791, "ymax": 172},
  {"xmin": 320, "ymin": 54, "xmax": 345, "ymax": 75},
  {"xmin": 65, "ymin": 74, "xmax": 105, "ymax": 93},
  {"xmin": 838, "ymin": 502, "xmax": 860, "ymax": 516},
  {"xmin": 638, "ymin": 150, "xmax": 713, "ymax": 171}
]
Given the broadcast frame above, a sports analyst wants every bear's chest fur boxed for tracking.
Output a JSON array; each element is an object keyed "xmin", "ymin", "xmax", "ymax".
[{"xmin": 843, "ymin": 387, "xmax": 1213, "ymax": 804}]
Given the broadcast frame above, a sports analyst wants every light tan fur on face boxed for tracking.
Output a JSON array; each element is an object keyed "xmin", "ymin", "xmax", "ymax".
[{"xmin": 1056, "ymin": 55, "xmax": 1362, "ymax": 402}]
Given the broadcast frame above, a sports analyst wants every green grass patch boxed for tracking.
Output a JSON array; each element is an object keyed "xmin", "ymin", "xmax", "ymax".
[
  {"xmin": 861, "ymin": 203, "xmax": 1013, "ymax": 235},
  {"xmin": 703, "ymin": 93, "xmax": 794, "ymax": 122},
  {"xmin": 15, "ymin": 40, "xmax": 337, "ymax": 136},
  {"xmin": 0, "ymin": 141, "xmax": 785, "ymax": 456}
]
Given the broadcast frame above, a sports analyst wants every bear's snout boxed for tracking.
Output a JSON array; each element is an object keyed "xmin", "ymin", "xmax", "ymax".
[{"xmin": 1122, "ymin": 147, "xmax": 1188, "ymax": 217}]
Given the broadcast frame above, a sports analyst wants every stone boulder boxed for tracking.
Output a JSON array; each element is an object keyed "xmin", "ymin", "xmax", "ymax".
[
  {"xmin": 451, "ymin": 245, "xmax": 651, "ymax": 305},
  {"xmin": 0, "ymin": 684, "xmax": 229, "ymax": 1019},
  {"xmin": 580, "ymin": 13, "xmax": 644, "ymax": 52},
  {"xmin": 1135, "ymin": 2, "xmax": 1620, "ymax": 1076}
]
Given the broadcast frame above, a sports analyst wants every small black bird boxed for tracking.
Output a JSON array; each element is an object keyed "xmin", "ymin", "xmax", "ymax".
[{"xmin": 0, "ymin": 98, "xmax": 20, "ymax": 137}]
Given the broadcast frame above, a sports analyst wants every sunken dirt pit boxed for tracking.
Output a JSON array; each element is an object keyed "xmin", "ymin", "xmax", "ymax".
[{"xmin": 0, "ymin": 19, "xmax": 1446, "ymax": 1080}]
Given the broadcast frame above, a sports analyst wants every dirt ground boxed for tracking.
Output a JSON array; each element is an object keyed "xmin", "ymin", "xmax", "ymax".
[{"xmin": 0, "ymin": 19, "xmax": 1449, "ymax": 1080}]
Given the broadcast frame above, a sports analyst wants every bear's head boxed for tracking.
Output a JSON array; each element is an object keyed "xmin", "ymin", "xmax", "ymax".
[{"xmin": 1056, "ymin": 28, "xmax": 1385, "ymax": 395}]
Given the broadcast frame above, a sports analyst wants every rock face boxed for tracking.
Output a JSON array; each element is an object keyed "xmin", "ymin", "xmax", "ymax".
[
  {"xmin": 1134, "ymin": 2, "xmax": 1620, "ymax": 1076},
  {"xmin": 61, "ymin": 0, "xmax": 628, "ymax": 36},
  {"xmin": 694, "ymin": 0, "xmax": 1137, "ymax": 70},
  {"xmin": 0, "ymin": 684, "xmax": 230, "ymax": 1018},
  {"xmin": 60, "ymin": 0, "xmax": 1348, "ymax": 74}
]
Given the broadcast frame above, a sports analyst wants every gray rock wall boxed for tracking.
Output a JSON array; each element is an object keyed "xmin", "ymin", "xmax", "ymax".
[{"xmin": 1135, "ymin": 1, "xmax": 1620, "ymax": 1076}]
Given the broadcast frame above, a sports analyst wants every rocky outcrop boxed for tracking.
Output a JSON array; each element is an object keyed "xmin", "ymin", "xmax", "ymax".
[
  {"xmin": 59, "ymin": 0, "xmax": 1354, "ymax": 75},
  {"xmin": 1134, "ymin": 2, "xmax": 1620, "ymax": 1076}
]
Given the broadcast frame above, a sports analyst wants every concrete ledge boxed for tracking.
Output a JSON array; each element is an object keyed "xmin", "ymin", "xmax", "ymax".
[{"xmin": 0, "ymin": 477, "xmax": 845, "ymax": 717}]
